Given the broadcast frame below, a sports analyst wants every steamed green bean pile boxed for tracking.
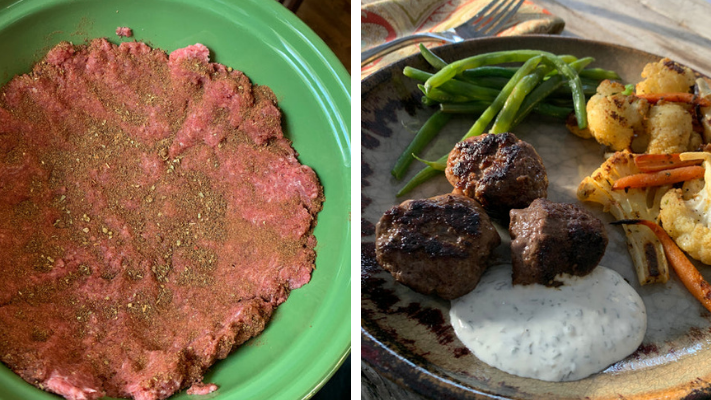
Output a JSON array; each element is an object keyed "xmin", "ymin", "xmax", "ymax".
[{"xmin": 393, "ymin": 45, "xmax": 621, "ymax": 195}]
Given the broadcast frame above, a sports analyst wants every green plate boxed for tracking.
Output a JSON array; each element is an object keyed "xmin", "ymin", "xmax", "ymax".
[{"xmin": 0, "ymin": 0, "xmax": 351, "ymax": 399}]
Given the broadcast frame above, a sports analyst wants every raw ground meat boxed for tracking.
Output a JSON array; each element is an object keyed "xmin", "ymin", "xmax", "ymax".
[
  {"xmin": 185, "ymin": 383, "xmax": 218, "ymax": 395},
  {"xmin": 116, "ymin": 27, "xmax": 133, "ymax": 38},
  {"xmin": 0, "ymin": 38, "xmax": 323, "ymax": 400}
]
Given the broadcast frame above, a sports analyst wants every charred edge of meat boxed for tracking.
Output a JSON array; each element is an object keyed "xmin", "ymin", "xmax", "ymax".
[{"xmin": 380, "ymin": 197, "xmax": 484, "ymax": 258}]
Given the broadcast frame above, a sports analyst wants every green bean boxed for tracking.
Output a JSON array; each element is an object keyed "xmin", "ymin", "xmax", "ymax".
[
  {"xmin": 404, "ymin": 67, "xmax": 499, "ymax": 101},
  {"xmin": 398, "ymin": 56, "xmax": 544, "ymax": 196},
  {"xmin": 462, "ymin": 55, "xmax": 543, "ymax": 138},
  {"xmin": 559, "ymin": 55, "xmax": 577, "ymax": 62},
  {"xmin": 424, "ymin": 50, "xmax": 588, "ymax": 129},
  {"xmin": 397, "ymin": 52, "xmax": 596, "ymax": 196},
  {"xmin": 549, "ymin": 79, "xmax": 598, "ymax": 97},
  {"xmin": 579, "ymin": 68, "xmax": 621, "ymax": 81},
  {"xmin": 544, "ymin": 54, "xmax": 587, "ymax": 129},
  {"xmin": 421, "ymin": 96, "xmax": 438, "ymax": 106},
  {"xmin": 439, "ymin": 101, "xmax": 570, "ymax": 119},
  {"xmin": 544, "ymin": 56, "xmax": 593, "ymax": 78},
  {"xmin": 544, "ymin": 56, "xmax": 590, "ymax": 76},
  {"xmin": 510, "ymin": 58, "xmax": 592, "ymax": 128},
  {"xmin": 581, "ymin": 76, "xmax": 601, "ymax": 86},
  {"xmin": 418, "ymin": 84, "xmax": 471, "ymax": 103},
  {"xmin": 424, "ymin": 50, "xmax": 545, "ymax": 90},
  {"xmin": 458, "ymin": 75, "xmax": 511, "ymax": 90},
  {"xmin": 462, "ymin": 66, "xmax": 518, "ymax": 79},
  {"xmin": 396, "ymin": 165, "xmax": 443, "ymax": 197},
  {"xmin": 423, "ymin": 53, "xmax": 573, "ymax": 89},
  {"xmin": 461, "ymin": 75, "xmax": 599, "ymax": 96},
  {"xmin": 419, "ymin": 44, "xmax": 447, "ymax": 70},
  {"xmin": 413, "ymin": 154, "xmax": 447, "ymax": 171},
  {"xmin": 438, "ymin": 101, "xmax": 490, "ymax": 114},
  {"xmin": 391, "ymin": 110, "xmax": 452, "ymax": 180},
  {"xmin": 433, "ymin": 82, "xmax": 499, "ymax": 101},
  {"xmin": 397, "ymin": 99, "xmax": 573, "ymax": 197},
  {"xmin": 403, "ymin": 66, "xmax": 433, "ymax": 82},
  {"xmin": 463, "ymin": 65, "xmax": 618, "ymax": 83},
  {"xmin": 532, "ymin": 103, "xmax": 572, "ymax": 119},
  {"xmin": 546, "ymin": 97, "xmax": 577, "ymax": 107},
  {"xmin": 409, "ymin": 63, "xmax": 594, "ymax": 107},
  {"xmin": 491, "ymin": 66, "xmax": 551, "ymax": 133}
]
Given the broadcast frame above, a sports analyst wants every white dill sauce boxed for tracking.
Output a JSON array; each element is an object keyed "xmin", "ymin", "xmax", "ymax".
[{"xmin": 450, "ymin": 264, "xmax": 647, "ymax": 381}]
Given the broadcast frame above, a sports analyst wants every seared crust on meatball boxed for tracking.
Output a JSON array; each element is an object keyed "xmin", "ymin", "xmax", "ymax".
[
  {"xmin": 509, "ymin": 199, "xmax": 608, "ymax": 286},
  {"xmin": 375, "ymin": 194, "xmax": 501, "ymax": 300},
  {"xmin": 445, "ymin": 132, "xmax": 548, "ymax": 217}
]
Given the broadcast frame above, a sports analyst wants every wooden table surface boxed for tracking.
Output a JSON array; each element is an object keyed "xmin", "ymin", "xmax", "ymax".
[
  {"xmin": 361, "ymin": 0, "xmax": 711, "ymax": 398},
  {"xmin": 296, "ymin": 0, "xmax": 351, "ymax": 72}
]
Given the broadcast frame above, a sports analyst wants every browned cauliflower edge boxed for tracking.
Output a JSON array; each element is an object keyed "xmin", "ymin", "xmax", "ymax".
[
  {"xmin": 577, "ymin": 151, "xmax": 670, "ymax": 285},
  {"xmin": 585, "ymin": 80, "xmax": 649, "ymax": 151},
  {"xmin": 636, "ymin": 58, "xmax": 696, "ymax": 95},
  {"xmin": 659, "ymin": 152, "xmax": 711, "ymax": 264}
]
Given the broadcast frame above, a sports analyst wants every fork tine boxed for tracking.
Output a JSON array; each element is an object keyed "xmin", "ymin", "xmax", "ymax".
[
  {"xmin": 467, "ymin": 0, "xmax": 508, "ymax": 32},
  {"xmin": 463, "ymin": 0, "xmax": 504, "ymax": 28},
  {"xmin": 480, "ymin": 0, "xmax": 524, "ymax": 35}
]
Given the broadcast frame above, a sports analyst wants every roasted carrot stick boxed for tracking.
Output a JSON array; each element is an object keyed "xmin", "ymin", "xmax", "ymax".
[
  {"xmin": 636, "ymin": 92, "xmax": 711, "ymax": 107},
  {"xmin": 634, "ymin": 153, "xmax": 704, "ymax": 173},
  {"xmin": 613, "ymin": 219, "xmax": 711, "ymax": 314},
  {"xmin": 612, "ymin": 166, "xmax": 705, "ymax": 190}
]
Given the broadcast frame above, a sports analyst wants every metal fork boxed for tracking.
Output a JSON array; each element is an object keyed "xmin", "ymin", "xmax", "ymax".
[{"xmin": 361, "ymin": 0, "xmax": 524, "ymax": 67}]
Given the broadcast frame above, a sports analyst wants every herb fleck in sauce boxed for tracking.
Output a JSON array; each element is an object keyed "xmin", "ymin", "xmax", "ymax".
[{"xmin": 450, "ymin": 264, "xmax": 646, "ymax": 381}]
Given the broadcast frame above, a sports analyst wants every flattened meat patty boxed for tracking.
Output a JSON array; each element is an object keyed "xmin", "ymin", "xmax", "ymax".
[
  {"xmin": 375, "ymin": 194, "xmax": 501, "ymax": 300},
  {"xmin": 0, "ymin": 39, "xmax": 323, "ymax": 400},
  {"xmin": 509, "ymin": 199, "xmax": 608, "ymax": 286},
  {"xmin": 445, "ymin": 132, "xmax": 548, "ymax": 217}
]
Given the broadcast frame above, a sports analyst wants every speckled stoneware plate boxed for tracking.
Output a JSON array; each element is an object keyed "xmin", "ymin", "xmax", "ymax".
[{"xmin": 361, "ymin": 35, "xmax": 711, "ymax": 399}]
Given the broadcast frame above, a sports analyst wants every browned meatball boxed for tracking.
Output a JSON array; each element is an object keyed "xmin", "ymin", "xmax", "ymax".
[
  {"xmin": 375, "ymin": 194, "xmax": 501, "ymax": 300},
  {"xmin": 509, "ymin": 198, "xmax": 608, "ymax": 286},
  {"xmin": 445, "ymin": 132, "xmax": 548, "ymax": 217}
]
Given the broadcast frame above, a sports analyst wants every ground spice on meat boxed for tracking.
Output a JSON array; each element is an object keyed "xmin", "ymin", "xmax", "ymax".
[{"xmin": 0, "ymin": 38, "xmax": 323, "ymax": 400}]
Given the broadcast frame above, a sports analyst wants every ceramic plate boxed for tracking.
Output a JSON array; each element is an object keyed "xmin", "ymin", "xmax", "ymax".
[
  {"xmin": 361, "ymin": 35, "xmax": 711, "ymax": 399},
  {"xmin": 0, "ymin": 1, "xmax": 351, "ymax": 399}
]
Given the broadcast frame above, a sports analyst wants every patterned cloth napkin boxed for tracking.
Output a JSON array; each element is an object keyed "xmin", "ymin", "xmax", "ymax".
[{"xmin": 361, "ymin": 0, "xmax": 565, "ymax": 79}]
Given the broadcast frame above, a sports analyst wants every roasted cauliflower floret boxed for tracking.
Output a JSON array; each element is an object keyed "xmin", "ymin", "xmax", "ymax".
[
  {"xmin": 586, "ymin": 80, "xmax": 649, "ymax": 150},
  {"xmin": 646, "ymin": 103, "xmax": 695, "ymax": 154},
  {"xmin": 659, "ymin": 152, "xmax": 711, "ymax": 264},
  {"xmin": 577, "ymin": 151, "xmax": 670, "ymax": 285},
  {"xmin": 596, "ymin": 79, "xmax": 626, "ymax": 97},
  {"xmin": 583, "ymin": 61, "xmax": 702, "ymax": 153},
  {"xmin": 697, "ymin": 78, "xmax": 711, "ymax": 143},
  {"xmin": 636, "ymin": 58, "xmax": 696, "ymax": 95}
]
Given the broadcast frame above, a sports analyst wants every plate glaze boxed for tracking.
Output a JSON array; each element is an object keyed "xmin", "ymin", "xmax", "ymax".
[
  {"xmin": 0, "ymin": 1, "xmax": 351, "ymax": 399},
  {"xmin": 361, "ymin": 35, "xmax": 711, "ymax": 399}
]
